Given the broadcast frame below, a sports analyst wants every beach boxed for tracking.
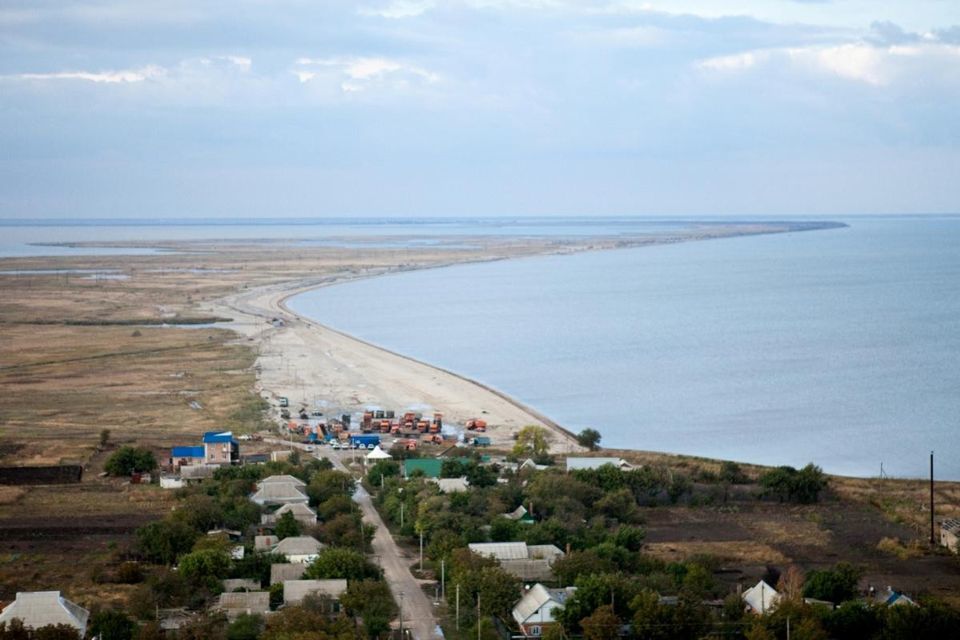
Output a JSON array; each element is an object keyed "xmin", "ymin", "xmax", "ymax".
[{"xmin": 208, "ymin": 269, "xmax": 584, "ymax": 452}]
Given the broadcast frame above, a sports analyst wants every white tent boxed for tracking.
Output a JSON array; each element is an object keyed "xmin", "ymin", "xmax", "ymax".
[{"xmin": 366, "ymin": 445, "xmax": 391, "ymax": 461}]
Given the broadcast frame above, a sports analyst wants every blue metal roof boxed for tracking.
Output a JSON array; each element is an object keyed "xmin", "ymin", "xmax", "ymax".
[
  {"xmin": 203, "ymin": 431, "xmax": 235, "ymax": 444},
  {"xmin": 172, "ymin": 446, "xmax": 205, "ymax": 458}
]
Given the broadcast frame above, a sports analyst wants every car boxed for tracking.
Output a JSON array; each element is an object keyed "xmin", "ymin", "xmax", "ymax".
[
  {"xmin": 311, "ymin": 410, "xmax": 323, "ymax": 417},
  {"xmin": 305, "ymin": 445, "xmax": 315, "ymax": 452},
  {"xmin": 367, "ymin": 443, "xmax": 376, "ymax": 450}
]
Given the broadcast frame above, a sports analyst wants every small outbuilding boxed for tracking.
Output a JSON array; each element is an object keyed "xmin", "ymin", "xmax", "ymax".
[
  {"xmin": 273, "ymin": 536, "xmax": 326, "ymax": 564},
  {"xmin": 940, "ymin": 518, "xmax": 960, "ymax": 553},
  {"xmin": 742, "ymin": 580, "xmax": 780, "ymax": 615},
  {"xmin": 216, "ymin": 591, "xmax": 270, "ymax": 621},
  {"xmin": 282, "ymin": 579, "xmax": 348, "ymax": 607}
]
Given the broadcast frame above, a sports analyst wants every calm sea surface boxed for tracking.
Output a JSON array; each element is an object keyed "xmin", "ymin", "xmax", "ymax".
[{"xmin": 290, "ymin": 218, "xmax": 960, "ymax": 480}]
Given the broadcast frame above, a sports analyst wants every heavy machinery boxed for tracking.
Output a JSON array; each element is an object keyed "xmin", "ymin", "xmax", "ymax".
[
  {"xmin": 466, "ymin": 418, "xmax": 487, "ymax": 432},
  {"xmin": 430, "ymin": 412, "xmax": 442, "ymax": 434}
]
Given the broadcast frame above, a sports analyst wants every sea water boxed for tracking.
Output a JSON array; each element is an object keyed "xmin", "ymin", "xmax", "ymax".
[{"xmin": 289, "ymin": 217, "xmax": 960, "ymax": 480}]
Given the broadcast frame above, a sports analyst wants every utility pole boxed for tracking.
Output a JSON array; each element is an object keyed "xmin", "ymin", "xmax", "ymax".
[
  {"xmin": 477, "ymin": 591, "xmax": 481, "ymax": 640},
  {"xmin": 419, "ymin": 529, "xmax": 424, "ymax": 572},
  {"xmin": 441, "ymin": 559, "xmax": 445, "ymax": 600},
  {"xmin": 456, "ymin": 584, "xmax": 460, "ymax": 631},
  {"xmin": 400, "ymin": 501, "xmax": 404, "ymax": 529},
  {"xmin": 930, "ymin": 451, "xmax": 936, "ymax": 546},
  {"xmin": 399, "ymin": 591, "xmax": 404, "ymax": 638}
]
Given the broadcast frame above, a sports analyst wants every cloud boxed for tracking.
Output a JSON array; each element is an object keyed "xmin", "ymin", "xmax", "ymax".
[
  {"xmin": 697, "ymin": 41, "xmax": 960, "ymax": 87},
  {"xmin": 359, "ymin": 0, "xmax": 436, "ymax": 19},
  {"xmin": 293, "ymin": 56, "xmax": 439, "ymax": 92},
  {"xmin": 4, "ymin": 65, "xmax": 166, "ymax": 84}
]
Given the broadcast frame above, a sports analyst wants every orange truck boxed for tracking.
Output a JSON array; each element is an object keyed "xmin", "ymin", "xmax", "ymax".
[{"xmin": 466, "ymin": 418, "xmax": 487, "ymax": 432}]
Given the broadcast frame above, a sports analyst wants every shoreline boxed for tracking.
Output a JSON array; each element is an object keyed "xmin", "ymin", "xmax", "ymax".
[{"xmin": 209, "ymin": 221, "xmax": 843, "ymax": 454}]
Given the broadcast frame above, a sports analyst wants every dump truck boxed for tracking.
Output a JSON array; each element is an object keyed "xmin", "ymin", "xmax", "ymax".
[
  {"xmin": 361, "ymin": 412, "xmax": 374, "ymax": 433},
  {"xmin": 466, "ymin": 418, "xmax": 487, "ymax": 432},
  {"xmin": 430, "ymin": 412, "xmax": 442, "ymax": 434}
]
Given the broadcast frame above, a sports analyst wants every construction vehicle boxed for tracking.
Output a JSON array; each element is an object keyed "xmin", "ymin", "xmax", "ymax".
[
  {"xmin": 278, "ymin": 397, "xmax": 289, "ymax": 408},
  {"xmin": 361, "ymin": 412, "xmax": 374, "ymax": 433},
  {"xmin": 280, "ymin": 409, "xmax": 291, "ymax": 420},
  {"xmin": 466, "ymin": 418, "xmax": 487, "ymax": 432},
  {"xmin": 429, "ymin": 412, "xmax": 442, "ymax": 434},
  {"xmin": 426, "ymin": 434, "xmax": 443, "ymax": 445},
  {"xmin": 417, "ymin": 419, "xmax": 429, "ymax": 433},
  {"xmin": 379, "ymin": 419, "xmax": 391, "ymax": 434}
]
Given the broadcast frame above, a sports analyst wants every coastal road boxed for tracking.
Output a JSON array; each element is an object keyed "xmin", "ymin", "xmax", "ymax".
[{"xmin": 269, "ymin": 439, "xmax": 441, "ymax": 640}]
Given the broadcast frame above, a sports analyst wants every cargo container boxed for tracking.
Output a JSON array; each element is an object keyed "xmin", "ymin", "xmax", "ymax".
[{"xmin": 349, "ymin": 434, "xmax": 381, "ymax": 449}]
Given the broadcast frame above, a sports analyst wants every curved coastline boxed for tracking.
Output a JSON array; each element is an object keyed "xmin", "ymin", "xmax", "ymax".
[{"xmin": 214, "ymin": 220, "xmax": 847, "ymax": 455}]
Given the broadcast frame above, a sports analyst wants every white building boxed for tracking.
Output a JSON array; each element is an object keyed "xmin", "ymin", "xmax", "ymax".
[
  {"xmin": 0, "ymin": 592, "xmax": 90, "ymax": 636},
  {"xmin": 743, "ymin": 580, "xmax": 780, "ymax": 615},
  {"xmin": 512, "ymin": 583, "xmax": 576, "ymax": 637}
]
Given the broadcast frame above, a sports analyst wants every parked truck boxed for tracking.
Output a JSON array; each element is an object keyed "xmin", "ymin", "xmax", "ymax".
[{"xmin": 348, "ymin": 434, "xmax": 381, "ymax": 449}]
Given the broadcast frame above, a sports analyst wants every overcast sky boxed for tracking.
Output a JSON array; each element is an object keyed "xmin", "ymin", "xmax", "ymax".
[{"xmin": 1, "ymin": 1, "xmax": 959, "ymax": 219}]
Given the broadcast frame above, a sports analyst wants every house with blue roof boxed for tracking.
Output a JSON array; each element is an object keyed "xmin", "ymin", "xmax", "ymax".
[
  {"xmin": 202, "ymin": 431, "xmax": 239, "ymax": 465},
  {"xmin": 170, "ymin": 446, "xmax": 205, "ymax": 468},
  {"xmin": 169, "ymin": 431, "xmax": 239, "ymax": 469}
]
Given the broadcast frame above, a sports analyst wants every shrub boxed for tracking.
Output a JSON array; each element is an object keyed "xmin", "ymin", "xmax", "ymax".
[{"xmin": 105, "ymin": 446, "xmax": 157, "ymax": 476}]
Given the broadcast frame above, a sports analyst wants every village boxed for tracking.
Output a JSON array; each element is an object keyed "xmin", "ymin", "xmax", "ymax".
[{"xmin": 2, "ymin": 393, "xmax": 959, "ymax": 640}]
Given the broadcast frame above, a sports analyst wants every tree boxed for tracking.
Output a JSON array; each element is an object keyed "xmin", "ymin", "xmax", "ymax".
[
  {"xmin": 759, "ymin": 464, "xmax": 827, "ymax": 504},
  {"xmin": 341, "ymin": 580, "xmax": 397, "ymax": 638},
  {"xmin": 105, "ymin": 446, "xmax": 157, "ymax": 476},
  {"xmin": 307, "ymin": 470, "xmax": 355, "ymax": 507},
  {"xmin": 136, "ymin": 519, "xmax": 197, "ymax": 565},
  {"xmin": 89, "ymin": 611, "xmax": 135, "ymax": 640},
  {"xmin": 99, "ymin": 429, "xmax": 111, "ymax": 448},
  {"xmin": 32, "ymin": 626, "xmax": 81, "ymax": 640},
  {"xmin": 274, "ymin": 510, "xmax": 301, "ymax": 539},
  {"xmin": 367, "ymin": 460, "xmax": 399, "ymax": 488},
  {"xmin": 304, "ymin": 547, "xmax": 381, "ymax": 581},
  {"xmin": 178, "ymin": 549, "xmax": 232, "ymax": 589},
  {"xmin": 552, "ymin": 551, "xmax": 617, "ymax": 586},
  {"xmin": 227, "ymin": 614, "xmax": 264, "ymax": 640},
  {"xmin": 260, "ymin": 607, "xmax": 355, "ymax": 640},
  {"xmin": 803, "ymin": 563, "xmax": 861, "ymax": 604},
  {"xmin": 577, "ymin": 429, "xmax": 602, "ymax": 451},
  {"xmin": 512, "ymin": 425, "xmax": 549, "ymax": 459},
  {"xmin": 581, "ymin": 605, "xmax": 620, "ymax": 640},
  {"xmin": 176, "ymin": 613, "xmax": 228, "ymax": 640}
]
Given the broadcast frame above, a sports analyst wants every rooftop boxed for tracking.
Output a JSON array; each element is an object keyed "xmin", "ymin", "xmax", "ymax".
[
  {"xmin": 203, "ymin": 430, "xmax": 237, "ymax": 444},
  {"xmin": 171, "ymin": 446, "xmax": 205, "ymax": 458},
  {"xmin": 0, "ymin": 591, "xmax": 90, "ymax": 634}
]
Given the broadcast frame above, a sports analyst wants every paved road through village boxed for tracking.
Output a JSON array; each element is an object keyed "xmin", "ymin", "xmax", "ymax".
[{"xmin": 268, "ymin": 439, "xmax": 442, "ymax": 640}]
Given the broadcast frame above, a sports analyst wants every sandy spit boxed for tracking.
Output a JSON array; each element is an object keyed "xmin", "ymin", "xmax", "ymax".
[{"xmin": 208, "ymin": 270, "xmax": 583, "ymax": 452}]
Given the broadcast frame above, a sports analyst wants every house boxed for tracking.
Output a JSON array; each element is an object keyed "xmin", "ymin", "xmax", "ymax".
[
  {"xmin": 203, "ymin": 431, "xmax": 239, "ymax": 465},
  {"xmin": 180, "ymin": 464, "xmax": 218, "ymax": 482},
  {"xmin": 940, "ymin": 518, "xmax": 960, "ymax": 553},
  {"xmin": 512, "ymin": 584, "xmax": 576, "ymax": 637},
  {"xmin": 243, "ymin": 453, "xmax": 270, "ymax": 465},
  {"xmin": 502, "ymin": 505, "xmax": 536, "ymax": 525},
  {"xmin": 170, "ymin": 446, "xmax": 205, "ymax": 469},
  {"xmin": 258, "ymin": 475, "xmax": 307, "ymax": 489},
  {"xmin": 565, "ymin": 457, "xmax": 632, "ymax": 472},
  {"xmin": 255, "ymin": 535, "xmax": 279, "ymax": 551},
  {"xmin": 403, "ymin": 458, "xmax": 444, "ymax": 479},
  {"xmin": 468, "ymin": 542, "xmax": 565, "ymax": 582},
  {"xmin": 743, "ymin": 580, "xmax": 780, "ymax": 615},
  {"xmin": 875, "ymin": 587, "xmax": 918, "ymax": 608},
  {"xmin": 0, "ymin": 591, "xmax": 90, "ymax": 635},
  {"xmin": 271, "ymin": 450, "xmax": 293, "ymax": 463},
  {"xmin": 273, "ymin": 536, "xmax": 326, "ymax": 563},
  {"xmin": 432, "ymin": 477, "xmax": 470, "ymax": 494},
  {"xmin": 157, "ymin": 608, "xmax": 193, "ymax": 632},
  {"xmin": 216, "ymin": 592, "xmax": 270, "ymax": 620},
  {"xmin": 282, "ymin": 580, "xmax": 348, "ymax": 607},
  {"xmin": 251, "ymin": 482, "xmax": 310, "ymax": 506},
  {"xmin": 262, "ymin": 503, "xmax": 318, "ymax": 528},
  {"xmin": 271, "ymin": 563, "xmax": 307, "ymax": 585},
  {"xmin": 222, "ymin": 579, "xmax": 261, "ymax": 592}
]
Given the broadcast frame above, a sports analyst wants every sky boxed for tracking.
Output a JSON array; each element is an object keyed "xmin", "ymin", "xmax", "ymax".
[{"xmin": 1, "ymin": 0, "xmax": 959, "ymax": 219}]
